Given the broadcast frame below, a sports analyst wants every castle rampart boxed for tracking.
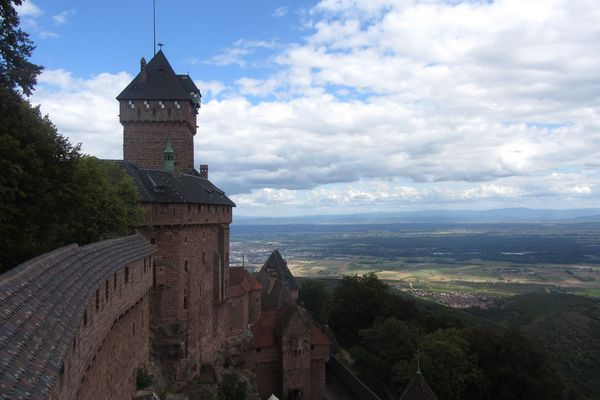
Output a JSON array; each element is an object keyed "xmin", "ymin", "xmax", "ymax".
[{"xmin": 0, "ymin": 234, "xmax": 154, "ymax": 400}]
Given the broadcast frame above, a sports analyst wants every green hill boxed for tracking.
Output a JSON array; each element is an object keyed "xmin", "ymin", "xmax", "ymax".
[{"xmin": 474, "ymin": 293, "xmax": 600, "ymax": 399}]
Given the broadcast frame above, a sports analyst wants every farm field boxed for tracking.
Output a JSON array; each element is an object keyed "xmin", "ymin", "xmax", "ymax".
[{"xmin": 230, "ymin": 222, "xmax": 600, "ymax": 306}]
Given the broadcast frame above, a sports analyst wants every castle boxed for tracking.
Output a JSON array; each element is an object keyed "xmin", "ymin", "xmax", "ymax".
[{"xmin": 0, "ymin": 51, "xmax": 329, "ymax": 400}]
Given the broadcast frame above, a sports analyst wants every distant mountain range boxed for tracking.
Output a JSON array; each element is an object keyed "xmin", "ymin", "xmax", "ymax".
[{"xmin": 234, "ymin": 208, "xmax": 600, "ymax": 225}]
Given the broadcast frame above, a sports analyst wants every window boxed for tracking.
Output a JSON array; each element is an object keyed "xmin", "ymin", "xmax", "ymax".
[
  {"xmin": 84, "ymin": 310, "xmax": 88, "ymax": 326},
  {"xmin": 202, "ymin": 252, "xmax": 206, "ymax": 263},
  {"xmin": 105, "ymin": 280, "xmax": 109, "ymax": 300},
  {"xmin": 114, "ymin": 273, "xmax": 117, "ymax": 290},
  {"xmin": 150, "ymin": 238, "xmax": 155, "ymax": 245},
  {"xmin": 184, "ymin": 260, "xmax": 189, "ymax": 272},
  {"xmin": 125, "ymin": 267, "xmax": 129, "ymax": 284},
  {"xmin": 95, "ymin": 289, "xmax": 99, "ymax": 311}
]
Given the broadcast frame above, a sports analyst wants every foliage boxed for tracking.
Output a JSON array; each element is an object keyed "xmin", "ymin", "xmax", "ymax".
[
  {"xmin": 65, "ymin": 156, "xmax": 142, "ymax": 244},
  {"xmin": 219, "ymin": 372, "xmax": 247, "ymax": 400},
  {"xmin": 298, "ymin": 279, "xmax": 331, "ymax": 324},
  {"xmin": 395, "ymin": 329, "xmax": 487, "ymax": 400},
  {"xmin": 0, "ymin": 0, "xmax": 43, "ymax": 95},
  {"xmin": 135, "ymin": 367, "xmax": 154, "ymax": 390},
  {"xmin": 320, "ymin": 272, "xmax": 585, "ymax": 400},
  {"xmin": 351, "ymin": 318, "xmax": 420, "ymax": 398},
  {"xmin": 473, "ymin": 293, "xmax": 599, "ymax": 399},
  {"xmin": 0, "ymin": 86, "xmax": 142, "ymax": 272},
  {"xmin": 328, "ymin": 272, "xmax": 389, "ymax": 346}
]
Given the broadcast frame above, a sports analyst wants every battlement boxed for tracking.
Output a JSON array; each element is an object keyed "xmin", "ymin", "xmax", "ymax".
[{"xmin": 119, "ymin": 99, "xmax": 197, "ymax": 129}]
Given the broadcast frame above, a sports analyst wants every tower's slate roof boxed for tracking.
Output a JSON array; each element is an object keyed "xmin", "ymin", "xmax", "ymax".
[
  {"xmin": 399, "ymin": 372, "xmax": 438, "ymax": 400},
  {"xmin": 256, "ymin": 250, "xmax": 298, "ymax": 292},
  {"xmin": 116, "ymin": 50, "xmax": 200, "ymax": 102},
  {"xmin": 118, "ymin": 161, "xmax": 235, "ymax": 206},
  {"xmin": 0, "ymin": 234, "xmax": 154, "ymax": 399}
]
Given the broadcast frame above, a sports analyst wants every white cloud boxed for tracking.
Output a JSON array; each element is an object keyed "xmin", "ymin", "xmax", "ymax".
[
  {"xmin": 273, "ymin": 6, "xmax": 288, "ymax": 18},
  {"xmin": 39, "ymin": 30, "xmax": 59, "ymax": 39},
  {"xmin": 16, "ymin": 0, "xmax": 43, "ymax": 17},
  {"xmin": 52, "ymin": 9, "xmax": 75, "ymax": 25},
  {"xmin": 28, "ymin": 0, "xmax": 600, "ymax": 215}
]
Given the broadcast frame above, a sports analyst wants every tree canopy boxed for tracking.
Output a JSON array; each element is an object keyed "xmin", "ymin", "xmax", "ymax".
[
  {"xmin": 0, "ymin": 86, "xmax": 142, "ymax": 272},
  {"xmin": 0, "ymin": 7, "xmax": 142, "ymax": 272},
  {"xmin": 0, "ymin": 0, "xmax": 43, "ymax": 95}
]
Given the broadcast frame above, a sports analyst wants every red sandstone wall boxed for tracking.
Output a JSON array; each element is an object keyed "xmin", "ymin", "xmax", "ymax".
[
  {"xmin": 138, "ymin": 203, "xmax": 232, "ymax": 383},
  {"xmin": 120, "ymin": 100, "xmax": 197, "ymax": 171},
  {"xmin": 248, "ymin": 290, "xmax": 262, "ymax": 325},
  {"xmin": 50, "ymin": 257, "xmax": 153, "ymax": 400}
]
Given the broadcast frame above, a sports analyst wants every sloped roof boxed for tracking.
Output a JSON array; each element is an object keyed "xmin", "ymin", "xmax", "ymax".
[
  {"xmin": 116, "ymin": 50, "xmax": 200, "ymax": 101},
  {"xmin": 256, "ymin": 250, "xmax": 298, "ymax": 295},
  {"xmin": 0, "ymin": 234, "xmax": 154, "ymax": 399},
  {"xmin": 118, "ymin": 161, "xmax": 235, "ymax": 206},
  {"xmin": 399, "ymin": 372, "xmax": 438, "ymax": 400},
  {"xmin": 251, "ymin": 304, "xmax": 329, "ymax": 349},
  {"xmin": 260, "ymin": 278, "xmax": 295, "ymax": 312},
  {"xmin": 228, "ymin": 268, "xmax": 262, "ymax": 298}
]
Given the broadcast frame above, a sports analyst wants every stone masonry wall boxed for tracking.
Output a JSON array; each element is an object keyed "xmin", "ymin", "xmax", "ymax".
[
  {"xmin": 49, "ymin": 256, "xmax": 153, "ymax": 400},
  {"xmin": 138, "ymin": 203, "xmax": 232, "ymax": 384},
  {"xmin": 120, "ymin": 100, "xmax": 197, "ymax": 172}
]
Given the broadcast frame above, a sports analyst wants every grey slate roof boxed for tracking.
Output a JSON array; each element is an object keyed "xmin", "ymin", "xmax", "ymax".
[
  {"xmin": 260, "ymin": 278, "xmax": 296, "ymax": 312},
  {"xmin": 0, "ymin": 234, "xmax": 154, "ymax": 400},
  {"xmin": 118, "ymin": 161, "xmax": 235, "ymax": 206},
  {"xmin": 116, "ymin": 50, "xmax": 200, "ymax": 102},
  {"xmin": 399, "ymin": 372, "xmax": 438, "ymax": 400},
  {"xmin": 256, "ymin": 250, "xmax": 298, "ymax": 292}
]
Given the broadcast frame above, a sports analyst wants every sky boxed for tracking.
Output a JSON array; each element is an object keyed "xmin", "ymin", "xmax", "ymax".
[{"xmin": 16, "ymin": 0, "xmax": 600, "ymax": 216}]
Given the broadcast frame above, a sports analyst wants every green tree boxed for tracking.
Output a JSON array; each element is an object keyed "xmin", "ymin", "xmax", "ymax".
[
  {"xmin": 0, "ymin": 0, "xmax": 43, "ymax": 95},
  {"xmin": 351, "ymin": 318, "xmax": 420, "ymax": 399},
  {"xmin": 395, "ymin": 329, "xmax": 487, "ymax": 400},
  {"xmin": 466, "ymin": 327, "xmax": 584, "ymax": 400},
  {"xmin": 0, "ymin": 86, "xmax": 142, "ymax": 272},
  {"xmin": 298, "ymin": 279, "xmax": 331, "ymax": 324},
  {"xmin": 329, "ymin": 273, "xmax": 389, "ymax": 346},
  {"xmin": 65, "ymin": 156, "xmax": 142, "ymax": 245}
]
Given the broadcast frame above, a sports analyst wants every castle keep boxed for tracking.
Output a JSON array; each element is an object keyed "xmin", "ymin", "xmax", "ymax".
[{"xmin": 0, "ymin": 51, "xmax": 329, "ymax": 400}]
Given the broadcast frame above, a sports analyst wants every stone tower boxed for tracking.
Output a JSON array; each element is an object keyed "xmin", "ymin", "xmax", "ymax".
[
  {"xmin": 117, "ymin": 50, "xmax": 200, "ymax": 173},
  {"xmin": 117, "ymin": 51, "xmax": 235, "ymax": 383}
]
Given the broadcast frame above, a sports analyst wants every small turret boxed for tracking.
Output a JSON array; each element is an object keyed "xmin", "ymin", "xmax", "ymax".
[{"xmin": 164, "ymin": 140, "xmax": 174, "ymax": 172}]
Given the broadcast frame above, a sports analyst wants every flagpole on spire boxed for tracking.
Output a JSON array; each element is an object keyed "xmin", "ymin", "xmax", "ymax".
[{"xmin": 153, "ymin": 0, "xmax": 156, "ymax": 55}]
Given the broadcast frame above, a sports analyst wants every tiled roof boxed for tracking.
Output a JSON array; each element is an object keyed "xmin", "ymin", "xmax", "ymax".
[
  {"xmin": 118, "ymin": 161, "xmax": 235, "ymax": 206},
  {"xmin": 399, "ymin": 372, "xmax": 438, "ymax": 400},
  {"xmin": 116, "ymin": 50, "xmax": 200, "ymax": 102},
  {"xmin": 251, "ymin": 305, "xmax": 329, "ymax": 349},
  {"xmin": 0, "ymin": 234, "xmax": 154, "ymax": 399},
  {"xmin": 228, "ymin": 268, "xmax": 262, "ymax": 298}
]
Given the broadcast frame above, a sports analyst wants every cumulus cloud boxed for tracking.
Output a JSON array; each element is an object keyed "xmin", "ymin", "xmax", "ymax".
[
  {"xmin": 32, "ymin": 70, "xmax": 133, "ymax": 159},
  {"xmin": 29, "ymin": 0, "xmax": 600, "ymax": 215},
  {"xmin": 16, "ymin": 0, "xmax": 43, "ymax": 17}
]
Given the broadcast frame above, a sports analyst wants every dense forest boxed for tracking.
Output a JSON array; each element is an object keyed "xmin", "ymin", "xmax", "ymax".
[
  {"xmin": 299, "ymin": 274, "xmax": 597, "ymax": 400},
  {"xmin": 0, "ymin": 0, "xmax": 142, "ymax": 272}
]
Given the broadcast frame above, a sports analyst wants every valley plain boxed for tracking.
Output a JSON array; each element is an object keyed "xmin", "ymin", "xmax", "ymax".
[{"xmin": 230, "ymin": 222, "xmax": 600, "ymax": 307}]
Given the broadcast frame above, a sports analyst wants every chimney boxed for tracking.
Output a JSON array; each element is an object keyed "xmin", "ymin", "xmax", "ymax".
[
  {"xmin": 140, "ymin": 57, "xmax": 147, "ymax": 83},
  {"xmin": 200, "ymin": 164, "xmax": 208, "ymax": 179}
]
